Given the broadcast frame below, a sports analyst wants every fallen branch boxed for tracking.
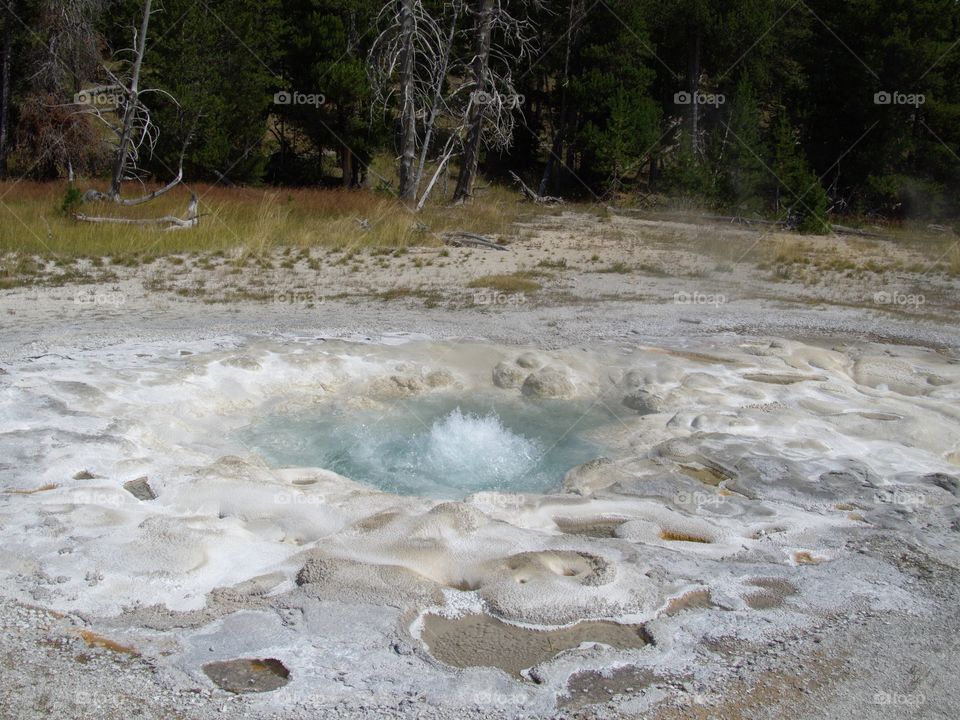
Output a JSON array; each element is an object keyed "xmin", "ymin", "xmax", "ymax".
[
  {"xmin": 84, "ymin": 162, "xmax": 184, "ymax": 206},
  {"xmin": 606, "ymin": 208, "xmax": 890, "ymax": 238},
  {"xmin": 117, "ymin": 164, "xmax": 184, "ymax": 206},
  {"xmin": 76, "ymin": 192, "xmax": 199, "ymax": 231},
  {"xmin": 441, "ymin": 231, "xmax": 507, "ymax": 251},
  {"xmin": 608, "ymin": 208, "xmax": 781, "ymax": 227},
  {"xmin": 510, "ymin": 171, "xmax": 563, "ymax": 205},
  {"xmin": 829, "ymin": 223, "xmax": 886, "ymax": 238}
]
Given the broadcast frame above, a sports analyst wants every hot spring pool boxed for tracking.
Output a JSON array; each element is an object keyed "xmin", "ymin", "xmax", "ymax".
[{"xmin": 236, "ymin": 394, "xmax": 616, "ymax": 498}]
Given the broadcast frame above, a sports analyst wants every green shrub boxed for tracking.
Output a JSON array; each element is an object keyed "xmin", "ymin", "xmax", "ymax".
[{"xmin": 60, "ymin": 185, "xmax": 84, "ymax": 216}]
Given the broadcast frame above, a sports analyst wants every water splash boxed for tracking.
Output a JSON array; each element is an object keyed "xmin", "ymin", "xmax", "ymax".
[
  {"xmin": 421, "ymin": 408, "xmax": 542, "ymax": 491},
  {"xmin": 238, "ymin": 395, "xmax": 611, "ymax": 498}
]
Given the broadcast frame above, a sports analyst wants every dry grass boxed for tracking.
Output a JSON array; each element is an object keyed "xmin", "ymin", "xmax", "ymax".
[
  {"xmin": 770, "ymin": 238, "xmax": 815, "ymax": 265},
  {"xmin": 948, "ymin": 243, "xmax": 960, "ymax": 276},
  {"xmin": 0, "ymin": 179, "xmax": 528, "ymax": 261},
  {"xmin": 466, "ymin": 272, "xmax": 542, "ymax": 293},
  {"xmin": 595, "ymin": 261, "xmax": 633, "ymax": 274},
  {"xmin": 758, "ymin": 229, "xmax": 960, "ymax": 282}
]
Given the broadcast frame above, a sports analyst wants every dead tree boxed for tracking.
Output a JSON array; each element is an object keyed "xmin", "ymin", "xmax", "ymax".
[
  {"xmin": 78, "ymin": 0, "xmax": 187, "ymax": 207},
  {"xmin": 397, "ymin": 0, "xmax": 417, "ymax": 201},
  {"xmin": 452, "ymin": 0, "xmax": 538, "ymax": 204},
  {"xmin": 370, "ymin": 0, "xmax": 464, "ymax": 209},
  {"xmin": 371, "ymin": 0, "xmax": 536, "ymax": 208},
  {"xmin": 108, "ymin": 0, "xmax": 151, "ymax": 201},
  {"xmin": 510, "ymin": 170, "xmax": 562, "ymax": 204},
  {"xmin": 452, "ymin": 0, "xmax": 493, "ymax": 203},
  {"xmin": 413, "ymin": 2, "xmax": 460, "ymax": 201}
]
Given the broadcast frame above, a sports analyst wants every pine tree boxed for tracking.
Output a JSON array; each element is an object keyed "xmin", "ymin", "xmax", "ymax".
[
  {"xmin": 721, "ymin": 74, "xmax": 767, "ymax": 214},
  {"xmin": 275, "ymin": 0, "xmax": 379, "ymax": 187},
  {"xmin": 146, "ymin": 0, "xmax": 284, "ymax": 183},
  {"xmin": 771, "ymin": 112, "xmax": 829, "ymax": 233},
  {"xmin": 554, "ymin": 0, "xmax": 659, "ymax": 196}
]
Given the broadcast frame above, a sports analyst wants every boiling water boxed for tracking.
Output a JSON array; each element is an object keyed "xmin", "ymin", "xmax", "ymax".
[{"xmin": 238, "ymin": 395, "xmax": 614, "ymax": 498}]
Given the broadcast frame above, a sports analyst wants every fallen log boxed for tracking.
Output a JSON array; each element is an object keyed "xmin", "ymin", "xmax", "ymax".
[
  {"xmin": 509, "ymin": 171, "xmax": 563, "ymax": 205},
  {"xmin": 76, "ymin": 193, "xmax": 199, "ymax": 231},
  {"xmin": 441, "ymin": 231, "xmax": 508, "ymax": 251},
  {"xmin": 607, "ymin": 207, "xmax": 782, "ymax": 227},
  {"xmin": 829, "ymin": 223, "xmax": 886, "ymax": 238},
  {"xmin": 607, "ymin": 208, "xmax": 890, "ymax": 239}
]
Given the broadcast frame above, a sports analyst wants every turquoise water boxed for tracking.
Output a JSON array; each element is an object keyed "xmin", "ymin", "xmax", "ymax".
[{"xmin": 237, "ymin": 394, "xmax": 614, "ymax": 498}]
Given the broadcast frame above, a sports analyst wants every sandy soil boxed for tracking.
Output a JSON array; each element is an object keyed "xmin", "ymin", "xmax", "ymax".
[{"xmin": 0, "ymin": 213, "xmax": 958, "ymax": 719}]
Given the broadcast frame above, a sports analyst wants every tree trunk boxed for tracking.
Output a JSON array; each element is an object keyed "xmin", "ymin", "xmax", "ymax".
[
  {"xmin": 647, "ymin": 152, "xmax": 660, "ymax": 190},
  {"xmin": 109, "ymin": 0, "xmax": 151, "ymax": 200},
  {"xmin": 397, "ymin": 0, "xmax": 417, "ymax": 202},
  {"xmin": 343, "ymin": 10, "xmax": 362, "ymax": 190},
  {"xmin": 413, "ymin": 4, "xmax": 459, "ymax": 200},
  {"xmin": 453, "ymin": 0, "xmax": 494, "ymax": 204},
  {"xmin": 0, "ymin": 1, "xmax": 13, "ymax": 178},
  {"xmin": 416, "ymin": 136, "xmax": 455, "ymax": 211},
  {"xmin": 341, "ymin": 146, "xmax": 353, "ymax": 188},
  {"xmin": 687, "ymin": 26, "xmax": 701, "ymax": 158}
]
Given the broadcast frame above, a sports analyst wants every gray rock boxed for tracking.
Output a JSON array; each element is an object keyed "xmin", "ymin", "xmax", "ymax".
[
  {"xmin": 924, "ymin": 473, "xmax": 960, "ymax": 496},
  {"xmin": 516, "ymin": 352, "xmax": 541, "ymax": 369},
  {"xmin": 492, "ymin": 361, "xmax": 527, "ymax": 389},
  {"xmin": 521, "ymin": 367, "xmax": 575, "ymax": 398},
  {"xmin": 122, "ymin": 477, "xmax": 156, "ymax": 501},
  {"xmin": 622, "ymin": 390, "xmax": 661, "ymax": 414},
  {"xmin": 563, "ymin": 457, "xmax": 629, "ymax": 493},
  {"xmin": 425, "ymin": 369, "xmax": 455, "ymax": 387}
]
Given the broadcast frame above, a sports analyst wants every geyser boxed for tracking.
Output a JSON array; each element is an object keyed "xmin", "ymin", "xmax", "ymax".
[{"xmin": 237, "ymin": 394, "xmax": 614, "ymax": 498}]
